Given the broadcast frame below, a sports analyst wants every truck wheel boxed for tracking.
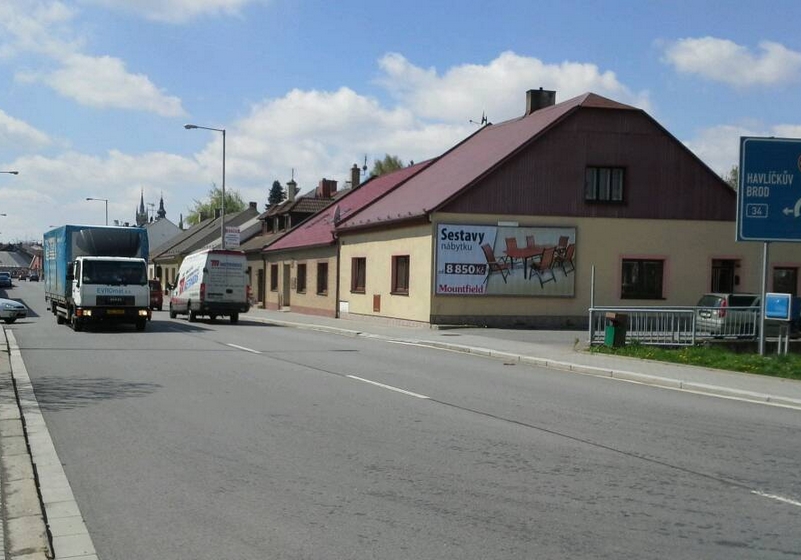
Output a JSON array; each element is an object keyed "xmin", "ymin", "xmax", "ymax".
[
  {"xmin": 169, "ymin": 303, "xmax": 177, "ymax": 319},
  {"xmin": 4, "ymin": 318, "xmax": 16, "ymax": 324},
  {"xmin": 230, "ymin": 312, "xmax": 239, "ymax": 324},
  {"xmin": 72, "ymin": 318, "xmax": 83, "ymax": 332},
  {"xmin": 56, "ymin": 314, "xmax": 65, "ymax": 325},
  {"xmin": 209, "ymin": 315, "xmax": 218, "ymax": 322},
  {"xmin": 135, "ymin": 319, "xmax": 147, "ymax": 331}
]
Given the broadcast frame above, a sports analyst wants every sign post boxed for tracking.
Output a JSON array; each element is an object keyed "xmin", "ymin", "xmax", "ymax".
[{"xmin": 737, "ymin": 137, "xmax": 801, "ymax": 354}]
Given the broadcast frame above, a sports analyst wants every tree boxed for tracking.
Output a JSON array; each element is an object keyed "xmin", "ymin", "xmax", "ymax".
[
  {"xmin": 722, "ymin": 165, "xmax": 739, "ymax": 190},
  {"xmin": 268, "ymin": 180, "xmax": 285, "ymax": 207},
  {"xmin": 186, "ymin": 185, "xmax": 246, "ymax": 226},
  {"xmin": 370, "ymin": 154, "xmax": 405, "ymax": 178}
]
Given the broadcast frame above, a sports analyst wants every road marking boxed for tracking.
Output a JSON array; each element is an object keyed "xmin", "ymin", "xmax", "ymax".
[
  {"xmin": 752, "ymin": 490, "xmax": 801, "ymax": 508},
  {"xmin": 347, "ymin": 375, "xmax": 430, "ymax": 399},
  {"xmin": 226, "ymin": 343, "xmax": 261, "ymax": 354}
]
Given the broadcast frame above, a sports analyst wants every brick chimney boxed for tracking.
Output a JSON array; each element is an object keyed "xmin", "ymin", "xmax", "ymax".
[
  {"xmin": 249, "ymin": 201, "xmax": 257, "ymax": 210},
  {"xmin": 526, "ymin": 88, "xmax": 556, "ymax": 115},
  {"xmin": 351, "ymin": 163, "xmax": 361, "ymax": 189},
  {"xmin": 316, "ymin": 178, "xmax": 338, "ymax": 199}
]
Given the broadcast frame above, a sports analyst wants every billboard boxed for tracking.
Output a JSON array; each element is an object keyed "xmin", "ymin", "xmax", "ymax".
[{"xmin": 435, "ymin": 224, "xmax": 576, "ymax": 296}]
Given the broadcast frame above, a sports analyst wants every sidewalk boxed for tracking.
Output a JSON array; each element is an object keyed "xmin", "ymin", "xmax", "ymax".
[{"xmin": 243, "ymin": 307, "xmax": 801, "ymax": 410}]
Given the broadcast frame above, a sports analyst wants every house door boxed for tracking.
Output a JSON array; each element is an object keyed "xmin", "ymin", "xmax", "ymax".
[
  {"xmin": 282, "ymin": 264, "xmax": 291, "ymax": 307},
  {"xmin": 257, "ymin": 268, "xmax": 265, "ymax": 303},
  {"xmin": 711, "ymin": 259, "xmax": 738, "ymax": 292}
]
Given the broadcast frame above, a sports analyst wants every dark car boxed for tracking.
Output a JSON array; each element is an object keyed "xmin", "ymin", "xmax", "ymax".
[
  {"xmin": 27, "ymin": 272, "xmax": 39, "ymax": 282},
  {"xmin": 149, "ymin": 280, "xmax": 163, "ymax": 311},
  {"xmin": 0, "ymin": 272, "xmax": 12, "ymax": 288}
]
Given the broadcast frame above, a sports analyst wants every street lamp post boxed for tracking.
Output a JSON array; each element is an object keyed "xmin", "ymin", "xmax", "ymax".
[
  {"xmin": 184, "ymin": 124, "xmax": 226, "ymax": 249},
  {"xmin": 86, "ymin": 197, "xmax": 108, "ymax": 226}
]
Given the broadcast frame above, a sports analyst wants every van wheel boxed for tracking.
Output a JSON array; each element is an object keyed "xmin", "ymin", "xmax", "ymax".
[
  {"xmin": 169, "ymin": 304, "xmax": 177, "ymax": 319},
  {"xmin": 135, "ymin": 319, "xmax": 147, "ymax": 331},
  {"xmin": 209, "ymin": 315, "xmax": 217, "ymax": 323},
  {"xmin": 230, "ymin": 312, "xmax": 239, "ymax": 324},
  {"xmin": 4, "ymin": 318, "xmax": 16, "ymax": 324},
  {"xmin": 188, "ymin": 306, "xmax": 197, "ymax": 322}
]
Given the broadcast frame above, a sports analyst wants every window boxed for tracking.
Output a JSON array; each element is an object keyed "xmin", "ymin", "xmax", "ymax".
[
  {"xmin": 316, "ymin": 262, "xmax": 328, "ymax": 295},
  {"xmin": 270, "ymin": 264, "xmax": 278, "ymax": 291},
  {"xmin": 296, "ymin": 263, "xmax": 307, "ymax": 293},
  {"xmin": 585, "ymin": 167, "xmax": 624, "ymax": 202},
  {"xmin": 351, "ymin": 257, "xmax": 366, "ymax": 293},
  {"xmin": 621, "ymin": 259, "xmax": 664, "ymax": 299},
  {"xmin": 392, "ymin": 255, "xmax": 410, "ymax": 295},
  {"xmin": 711, "ymin": 259, "xmax": 739, "ymax": 292},
  {"xmin": 774, "ymin": 267, "xmax": 798, "ymax": 296}
]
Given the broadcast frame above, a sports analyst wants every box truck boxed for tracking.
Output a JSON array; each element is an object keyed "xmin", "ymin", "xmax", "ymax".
[
  {"xmin": 169, "ymin": 249, "xmax": 250, "ymax": 323},
  {"xmin": 44, "ymin": 225, "xmax": 151, "ymax": 331}
]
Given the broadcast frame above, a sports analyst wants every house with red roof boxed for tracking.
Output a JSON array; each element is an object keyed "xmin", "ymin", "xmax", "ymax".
[
  {"xmin": 325, "ymin": 89, "xmax": 799, "ymax": 327},
  {"xmin": 262, "ymin": 160, "xmax": 433, "ymax": 316}
]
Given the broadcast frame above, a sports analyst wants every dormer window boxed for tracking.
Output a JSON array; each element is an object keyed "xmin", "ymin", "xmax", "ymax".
[{"xmin": 585, "ymin": 167, "xmax": 624, "ymax": 202}]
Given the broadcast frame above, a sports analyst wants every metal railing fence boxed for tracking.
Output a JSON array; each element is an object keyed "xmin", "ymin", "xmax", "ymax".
[{"xmin": 589, "ymin": 305, "xmax": 760, "ymax": 346}]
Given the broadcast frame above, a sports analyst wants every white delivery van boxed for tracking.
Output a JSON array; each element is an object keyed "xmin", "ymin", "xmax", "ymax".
[{"xmin": 169, "ymin": 249, "xmax": 250, "ymax": 323}]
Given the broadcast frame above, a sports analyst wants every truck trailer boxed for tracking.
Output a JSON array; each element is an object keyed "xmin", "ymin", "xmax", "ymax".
[{"xmin": 44, "ymin": 225, "xmax": 151, "ymax": 331}]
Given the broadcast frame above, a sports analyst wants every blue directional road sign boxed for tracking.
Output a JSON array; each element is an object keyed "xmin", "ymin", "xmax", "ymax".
[{"xmin": 737, "ymin": 137, "xmax": 801, "ymax": 242}]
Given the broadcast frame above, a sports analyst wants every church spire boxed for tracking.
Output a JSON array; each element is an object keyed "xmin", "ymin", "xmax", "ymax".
[
  {"xmin": 135, "ymin": 188, "xmax": 148, "ymax": 226},
  {"xmin": 157, "ymin": 192, "xmax": 166, "ymax": 219}
]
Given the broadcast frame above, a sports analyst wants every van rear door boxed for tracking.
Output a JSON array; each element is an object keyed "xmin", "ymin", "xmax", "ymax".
[{"xmin": 204, "ymin": 252, "xmax": 246, "ymax": 303}]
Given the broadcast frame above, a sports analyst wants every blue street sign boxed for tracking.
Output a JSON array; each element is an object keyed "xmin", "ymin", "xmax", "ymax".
[
  {"xmin": 764, "ymin": 292, "xmax": 792, "ymax": 321},
  {"xmin": 737, "ymin": 137, "xmax": 801, "ymax": 242}
]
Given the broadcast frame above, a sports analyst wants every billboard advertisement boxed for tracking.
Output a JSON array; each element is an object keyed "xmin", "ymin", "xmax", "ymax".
[{"xmin": 435, "ymin": 224, "xmax": 576, "ymax": 296}]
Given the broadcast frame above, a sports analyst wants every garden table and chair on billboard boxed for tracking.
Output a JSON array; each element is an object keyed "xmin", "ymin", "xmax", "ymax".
[{"xmin": 435, "ymin": 224, "xmax": 576, "ymax": 296}]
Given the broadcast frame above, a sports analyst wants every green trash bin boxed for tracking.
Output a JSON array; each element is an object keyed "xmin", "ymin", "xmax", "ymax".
[{"xmin": 604, "ymin": 312, "xmax": 628, "ymax": 347}]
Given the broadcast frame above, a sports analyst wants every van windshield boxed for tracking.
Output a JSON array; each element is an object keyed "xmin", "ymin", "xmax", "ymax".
[{"xmin": 82, "ymin": 261, "xmax": 147, "ymax": 286}]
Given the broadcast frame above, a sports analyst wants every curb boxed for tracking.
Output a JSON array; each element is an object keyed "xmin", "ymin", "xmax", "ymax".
[
  {"xmin": 1, "ymin": 329, "xmax": 52, "ymax": 560},
  {"xmin": 3, "ymin": 329, "xmax": 99, "ymax": 560},
  {"xmin": 249, "ymin": 315, "xmax": 801, "ymax": 411}
]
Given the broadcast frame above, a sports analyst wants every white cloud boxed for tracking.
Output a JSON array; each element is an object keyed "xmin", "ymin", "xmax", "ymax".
[
  {"xmin": 0, "ymin": 109, "xmax": 52, "ymax": 150},
  {"xmin": 376, "ymin": 51, "xmax": 651, "ymax": 123},
  {"xmin": 80, "ymin": 0, "xmax": 262, "ymax": 23},
  {"xmin": 33, "ymin": 54, "xmax": 186, "ymax": 116},
  {"xmin": 663, "ymin": 37, "xmax": 801, "ymax": 87},
  {"xmin": 683, "ymin": 122, "xmax": 801, "ymax": 176},
  {"xmin": 2, "ymin": 1, "xmax": 185, "ymax": 116}
]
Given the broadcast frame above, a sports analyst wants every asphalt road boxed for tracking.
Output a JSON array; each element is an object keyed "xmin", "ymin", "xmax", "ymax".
[{"xmin": 5, "ymin": 281, "xmax": 801, "ymax": 559}]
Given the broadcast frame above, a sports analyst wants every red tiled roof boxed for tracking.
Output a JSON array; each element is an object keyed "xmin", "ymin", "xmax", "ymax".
[
  {"xmin": 264, "ymin": 160, "xmax": 433, "ymax": 253},
  {"xmin": 337, "ymin": 93, "xmax": 637, "ymax": 231}
]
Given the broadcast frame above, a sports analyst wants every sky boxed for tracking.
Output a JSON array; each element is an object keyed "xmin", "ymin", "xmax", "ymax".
[{"xmin": 1, "ymin": 0, "xmax": 801, "ymax": 242}]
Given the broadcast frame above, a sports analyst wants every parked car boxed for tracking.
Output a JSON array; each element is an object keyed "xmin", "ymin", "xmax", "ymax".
[
  {"xmin": 27, "ymin": 272, "xmax": 39, "ymax": 282},
  {"xmin": 0, "ymin": 298, "xmax": 26, "ymax": 323},
  {"xmin": 696, "ymin": 293, "xmax": 761, "ymax": 337},
  {"xmin": 149, "ymin": 279, "xmax": 163, "ymax": 311},
  {"xmin": 0, "ymin": 272, "xmax": 12, "ymax": 288}
]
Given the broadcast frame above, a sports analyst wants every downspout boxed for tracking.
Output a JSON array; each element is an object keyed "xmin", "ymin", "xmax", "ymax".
[{"xmin": 335, "ymin": 233, "xmax": 341, "ymax": 319}]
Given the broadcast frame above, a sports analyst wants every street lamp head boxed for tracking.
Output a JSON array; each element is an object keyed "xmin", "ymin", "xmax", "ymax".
[
  {"xmin": 1, "ymin": 171, "xmax": 18, "ymax": 175},
  {"xmin": 184, "ymin": 124, "xmax": 198, "ymax": 130}
]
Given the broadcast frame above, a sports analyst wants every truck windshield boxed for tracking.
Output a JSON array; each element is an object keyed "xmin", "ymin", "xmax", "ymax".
[{"xmin": 82, "ymin": 261, "xmax": 147, "ymax": 286}]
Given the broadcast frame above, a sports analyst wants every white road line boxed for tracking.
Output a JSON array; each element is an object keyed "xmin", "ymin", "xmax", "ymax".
[
  {"xmin": 347, "ymin": 375, "xmax": 430, "ymax": 399},
  {"xmin": 752, "ymin": 490, "xmax": 801, "ymax": 508},
  {"xmin": 226, "ymin": 343, "xmax": 261, "ymax": 354}
]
